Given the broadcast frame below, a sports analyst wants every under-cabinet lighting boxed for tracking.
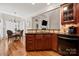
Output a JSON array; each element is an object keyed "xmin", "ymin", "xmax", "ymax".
[{"xmin": 63, "ymin": 7, "xmax": 67, "ymax": 11}]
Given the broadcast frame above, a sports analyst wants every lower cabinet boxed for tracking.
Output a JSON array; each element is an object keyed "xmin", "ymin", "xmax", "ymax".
[
  {"xmin": 35, "ymin": 34, "xmax": 43, "ymax": 50},
  {"xmin": 26, "ymin": 34, "xmax": 35, "ymax": 50},
  {"xmin": 25, "ymin": 33, "xmax": 58, "ymax": 51},
  {"xmin": 51, "ymin": 33, "xmax": 58, "ymax": 51},
  {"xmin": 43, "ymin": 34, "xmax": 52, "ymax": 50}
]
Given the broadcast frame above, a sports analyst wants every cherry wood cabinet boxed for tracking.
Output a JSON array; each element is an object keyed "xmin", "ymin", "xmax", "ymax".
[
  {"xmin": 61, "ymin": 3, "xmax": 79, "ymax": 34},
  {"xmin": 35, "ymin": 34, "xmax": 43, "ymax": 50},
  {"xmin": 61, "ymin": 3, "xmax": 79, "ymax": 24},
  {"xmin": 76, "ymin": 3, "xmax": 79, "ymax": 23},
  {"xmin": 51, "ymin": 33, "xmax": 58, "ymax": 51},
  {"xmin": 26, "ymin": 34, "xmax": 35, "ymax": 50},
  {"xmin": 43, "ymin": 34, "xmax": 52, "ymax": 50},
  {"xmin": 25, "ymin": 33, "xmax": 58, "ymax": 51}
]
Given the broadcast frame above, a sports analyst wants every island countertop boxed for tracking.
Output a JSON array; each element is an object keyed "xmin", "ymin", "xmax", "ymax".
[{"xmin": 25, "ymin": 33, "xmax": 55, "ymax": 35}]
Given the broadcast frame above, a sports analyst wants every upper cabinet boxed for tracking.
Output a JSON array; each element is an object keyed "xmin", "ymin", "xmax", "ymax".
[
  {"xmin": 76, "ymin": 4, "xmax": 79, "ymax": 23},
  {"xmin": 61, "ymin": 3, "xmax": 78, "ymax": 24},
  {"xmin": 61, "ymin": 3, "xmax": 75, "ymax": 24}
]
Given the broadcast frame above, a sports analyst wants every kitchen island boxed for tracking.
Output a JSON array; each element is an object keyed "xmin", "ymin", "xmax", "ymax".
[
  {"xmin": 25, "ymin": 33, "xmax": 58, "ymax": 51},
  {"xmin": 25, "ymin": 32, "xmax": 79, "ymax": 56}
]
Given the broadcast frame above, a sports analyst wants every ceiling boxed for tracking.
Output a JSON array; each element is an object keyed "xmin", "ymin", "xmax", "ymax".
[{"xmin": 0, "ymin": 3, "xmax": 60, "ymax": 18}]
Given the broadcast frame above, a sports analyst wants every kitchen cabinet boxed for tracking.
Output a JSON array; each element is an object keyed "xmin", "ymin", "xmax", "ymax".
[
  {"xmin": 76, "ymin": 4, "xmax": 79, "ymax": 23},
  {"xmin": 25, "ymin": 33, "xmax": 58, "ymax": 51},
  {"xmin": 61, "ymin": 3, "xmax": 79, "ymax": 24},
  {"xmin": 35, "ymin": 34, "xmax": 43, "ymax": 50},
  {"xmin": 51, "ymin": 33, "xmax": 58, "ymax": 51},
  {"xmin": 61, "ymin": 3, "xmax": 79, "ymax": 34},
  {"xmin": 26, "ymin": 34, "xmax": 35, "ymax": 50},
  {"xmin": 43, "ymin": 34, "xmax": 52, "ymax": 50}
]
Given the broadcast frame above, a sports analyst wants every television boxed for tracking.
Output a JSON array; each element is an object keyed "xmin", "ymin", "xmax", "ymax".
[{"xmin": 42, "ymin": 20, "xmax": 48, "ymax": 26}]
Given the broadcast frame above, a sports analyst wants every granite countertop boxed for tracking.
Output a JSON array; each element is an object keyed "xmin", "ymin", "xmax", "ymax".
[
  {"xmin": 57, "ymin": 33, "xmax": 79, "ymax": 37},
  {"xmin": 25, "ymin": 32, "xmax": 79, "ymax": 37},
  {"xmin": 56, "ymin": 33, "xmax": 79, "ymax": 41},
  {"xmin": 25, "ymin": 33, "xmax": 54, "ymax": 35}
]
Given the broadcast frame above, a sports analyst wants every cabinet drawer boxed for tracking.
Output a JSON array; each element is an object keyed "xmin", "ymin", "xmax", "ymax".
[
  {"xmin": 35, "ymin": 34, "xmax": 43, "ymax": 39},
  {"xmin": 26, "ymin": 45, "xmax": 34, "ymax": 50},
  {"xmin": 26, "ymin": 41, "xmax": 33, "ymax": 44},
  {"xmin": 26, "ymin": 35, "xmax": 34, "ymax": 40},
  {"xmin": 26, "ymin": 41, "xmax": 34, "ymax": 50},
  {"xmin": 43, "ymin": 34, "xmax": 51, "ymax": 39}
]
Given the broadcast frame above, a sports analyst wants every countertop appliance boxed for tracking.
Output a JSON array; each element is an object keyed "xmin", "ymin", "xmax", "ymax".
[{"xmin": 68, "ymin": 26, "xmax": 77, "ymax": 34}]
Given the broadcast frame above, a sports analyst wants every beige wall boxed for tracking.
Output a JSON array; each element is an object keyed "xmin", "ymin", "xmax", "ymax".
[
  {"xmin": 49, "ymin": 7, "xmax": 60, "ymax": 29},
  {"xmin": 60, "ymin": 24, "xmax": 78, "ymax": 33}
]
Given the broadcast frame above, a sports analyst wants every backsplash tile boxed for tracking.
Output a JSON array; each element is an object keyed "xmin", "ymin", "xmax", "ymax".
[{"xmin": 60, "ymin": 24, "xmax": 78, "ymax": 34}]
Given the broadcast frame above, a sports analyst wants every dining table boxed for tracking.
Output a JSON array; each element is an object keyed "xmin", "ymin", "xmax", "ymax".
[{"xmin": 12, "ymin": 31, "xmax": 21, "ymax": 40}]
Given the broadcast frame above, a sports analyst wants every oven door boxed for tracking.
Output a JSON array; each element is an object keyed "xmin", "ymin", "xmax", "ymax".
[{"xmin": 58, "ymin": 36, "xmax": 78, "ymax": 56}]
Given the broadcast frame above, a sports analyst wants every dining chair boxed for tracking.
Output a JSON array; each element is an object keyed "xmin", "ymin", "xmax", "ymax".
[
  {"xmin": 19, "ymin": 30, "xmax": 23, "ymax": 39},
  {"xmin": 15, "ymin": 30, "xmax": 23, "ymax": 40},
  {"xmin": 7, "ymin": 30, "xmax": 15, "ymax": 41}
]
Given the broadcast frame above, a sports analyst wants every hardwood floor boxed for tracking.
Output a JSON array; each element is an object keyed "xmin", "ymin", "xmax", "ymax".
[
  {"xmin": 8, "ymin": 40, "xmax": 26, "ymax": 56},
  {"xmin": 0, "ymin": 38, "xmax": 60, "ymax": 56},
  {"xmin": 8, "ymin": 39, "xmax": 60, "ymax": 56},
  {"xmin": 0, "ymin": 39, "xmax": 8, "ymax": 56},
  {"xmin": 26, "ymin": 51, "xmax": 60, "ymax": 56}
]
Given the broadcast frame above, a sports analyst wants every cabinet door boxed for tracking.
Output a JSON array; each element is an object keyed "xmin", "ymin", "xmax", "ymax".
[
  {"xmin": 76, "ymin": 3, "xmax": 79, "ymax": 23},
  {"xmin": 26, "ymin": 35, "xmax": 34, "ymax": 50},
  {"xmin": 51, "ymin": 34, "xmax": 58, "ymax": 51},
  {"xmin": 35, "ymin": 34, "xmax": 43, "ymax": 50},
  {"xmin": 61, "ymin": 3, "xmax": 76, "ymax": 24},
  {"xmin": 43, "ymin": 34, "xmax": 51, "ymax": 50}
]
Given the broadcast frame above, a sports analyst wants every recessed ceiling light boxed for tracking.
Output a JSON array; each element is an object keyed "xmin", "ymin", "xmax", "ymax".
[
  {"xmin": 47, "ymin": 3, "xmax": 51, "ymax": 5},
  {"xmin": 32, "ymin": 3, "xmax": 35, "ymax": 5}
]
